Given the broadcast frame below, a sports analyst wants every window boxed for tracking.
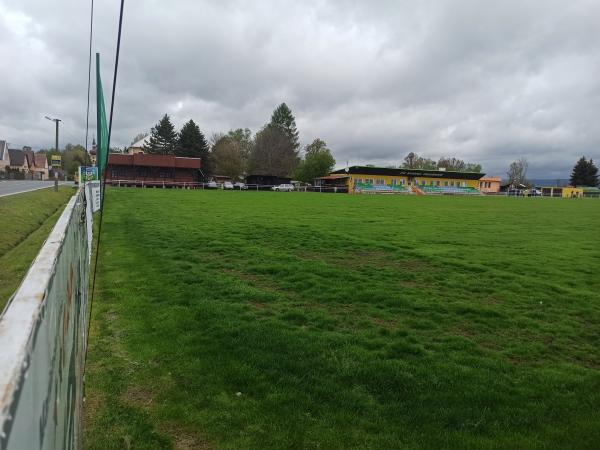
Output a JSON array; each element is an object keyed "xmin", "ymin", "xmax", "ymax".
[
  {"xmin": 365, "ymin": 178, "xmax": 373, "ymax": 184},
  {"xmin": 111, "ymin": 167, "xmax": 127, "ymax": 178},
  {"xmin": 444, "ymin": 181, "xmax": 448, "ymax": 186},
  {"xmin": 430, "ymin": 181, "xmax": 434, "ymax": 186},
  {"xmin": 376, "ymin": 178, "xmax": 384, "ymax": 185},
  {"xmin": 356, "ymin": 178, "xmax": 362, "ymax": 184},
  {"xmin": 421, "ymin": 180, "xmax": 426, "ymax": 186},
  {"xmin": 437, "ymin": 181, "xmax": 441, "ymax": 186},
  {"xmin": 391, "ymin": 179, "xmax": 397, "ymax": 186},
  {"xmin": 159, "ymin": 168, "xmax": 173, "ymax": 179},
  {"xmin": 400, "ymin": 179, "xmax": 405, "ymax": 185}
]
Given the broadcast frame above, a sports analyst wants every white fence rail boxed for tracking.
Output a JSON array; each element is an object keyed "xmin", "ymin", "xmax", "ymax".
[{"xmin": 0, "ymin": 188, "xmax": 90, "ymax": 450}]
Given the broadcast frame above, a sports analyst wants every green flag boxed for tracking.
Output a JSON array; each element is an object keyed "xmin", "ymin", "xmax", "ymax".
[{"xmin": 96, "ymin": 53, "xmax": 109, "ymax": 176}]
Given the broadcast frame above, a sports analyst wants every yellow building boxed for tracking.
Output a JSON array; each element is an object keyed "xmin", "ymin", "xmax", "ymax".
[
  {"xmin": 326, "ymin": 166, "xmax": 484, "ymax": 194},
  {"xmin": 540, "ymin": 186, "xmax": 584, "ymax": 198}
]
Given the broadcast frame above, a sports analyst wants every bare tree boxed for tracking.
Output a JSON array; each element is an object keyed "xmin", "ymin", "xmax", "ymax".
[
  {"xmin": 507, "ymin": 157, "xmax": 529, "ymax": 187},
  {"xmin": 248, "ymin": 125, "xmax": 299, "ymax": 176},
  {"xmin": 402, "ymin": 152, "xmax": 436, "ymax": 169},
  {"xmin": 403, "ymin": 152, "xmax": 420, "ymax": 169},
  {"xmin": 437, "ymin": 157, "xmax": 466, "ymax": 171}
]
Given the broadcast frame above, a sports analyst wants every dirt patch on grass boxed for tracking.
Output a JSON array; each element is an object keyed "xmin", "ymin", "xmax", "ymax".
[
  {"xmin": 220, "ymin": 268, "xmax": 260, "ymax": 283},
  {"xmin": 158, "ymin": 422, "xmax": 213, "ymax": 450},
  {"xmin": 122, "ymin": 384, "xmax": 154, "ymax": 408},
  {"xmin": 398, "ymin": 280, "xmax": 420, "ymax": 288},
  {"xmin": 454, "ymin": 326, "xmax": 476, "ymax": 338},
  {"xmin": 83, "ymin": 387, "xmax": 104, "ymax": 431},
  {"xmin": 220, "ymin": 268, "xmax": 301, "ymax": 301},
  {"xmin": 485, "ymin": 296, "xmax": 501, "ymax": 305},
  {"xmin": 298, "ymin": 249, "xmax": 437, "ymax": 273},
  {"xmin": 372, "ymin": 316, "xmax": 399, "ymax": 330}
]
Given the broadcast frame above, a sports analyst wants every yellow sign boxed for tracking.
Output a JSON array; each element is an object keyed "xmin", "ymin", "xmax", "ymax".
[{"xmin": 51, "ymin": 155, "xmax": 62, "ymax": 168}]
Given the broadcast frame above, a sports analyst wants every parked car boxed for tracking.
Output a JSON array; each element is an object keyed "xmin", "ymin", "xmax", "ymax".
[
  {"xmin": 527, "ymin": 188, "xmax": 542, "ymax": 197},
  {"xmin": 234, "ymin": 182, "xmax": 247, "ymax": 190},
  {"xmin": 272, "ymin": 184, "xmax": 295, "ymax": 192},
  {"xmin": 206, "ymin": 181, "xmax": 218, "ymax": 189},
  {"xmin": 223, "ymin": 181, "xmax": 234, "ymax": 190}
]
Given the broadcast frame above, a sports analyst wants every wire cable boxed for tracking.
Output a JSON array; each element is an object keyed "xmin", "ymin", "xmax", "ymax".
[
  {"xmin": 84, "ymin": 0, "xmax": 94, "ymax": 163},
  {"xmin": 86, "ymin": 0, "xmax": 125, "ymax": 370}
]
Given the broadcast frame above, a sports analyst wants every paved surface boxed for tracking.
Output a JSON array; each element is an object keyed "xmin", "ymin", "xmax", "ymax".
[{"xmin": 0, "ymin": 180, "xmax": 69, "ymax": 198}]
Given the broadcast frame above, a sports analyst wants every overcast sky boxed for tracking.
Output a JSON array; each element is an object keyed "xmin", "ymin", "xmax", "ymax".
[{"xmin": 1, "ymin": 0, "xmax": 599, "ymax": 177}]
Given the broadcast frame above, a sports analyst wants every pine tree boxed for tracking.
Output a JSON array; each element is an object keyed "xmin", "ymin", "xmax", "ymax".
[
  {"xmin": 176, "ymin": 119, "xmax": 211, "ymax": 178},
  {"xmin": 270, "ymin": 103, "xmax": 300, "ymax": 150},
  {"xmin": 143, "ymin": 114, "xmax": 178, "ymax": 155},
  {"xmin": 570, "ymin": 156, "xmax": 599, "ymax": 186},
  {"xmin": 176, "ymin": 120, "xmax": 209, "ymax": 158}
]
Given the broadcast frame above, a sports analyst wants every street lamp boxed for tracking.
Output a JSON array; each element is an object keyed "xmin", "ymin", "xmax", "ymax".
[{"xmin": 45, "ymin": 116, "xmax": 61, "ymax": 189}]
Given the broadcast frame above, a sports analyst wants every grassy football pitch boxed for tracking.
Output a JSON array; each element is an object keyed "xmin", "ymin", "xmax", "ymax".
[{"xmin": 85, "ymin": 189, "xmax": 600, "ymax": 449}]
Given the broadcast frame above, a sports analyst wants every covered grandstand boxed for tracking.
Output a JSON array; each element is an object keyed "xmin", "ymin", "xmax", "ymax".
[{"xmin": 328, "ymin": 166, "xmax": 485, "ymax": 195}]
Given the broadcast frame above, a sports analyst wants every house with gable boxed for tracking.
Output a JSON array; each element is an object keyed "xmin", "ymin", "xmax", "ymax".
[{"xmin": 0, "ymin": 140, "xmax": 10, "ymax": 174}]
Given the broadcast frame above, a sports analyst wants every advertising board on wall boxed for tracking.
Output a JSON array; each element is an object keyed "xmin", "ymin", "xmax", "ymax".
[{"xmin": 78, "ymin": 166, "xmax": 99, "ymax": 183}]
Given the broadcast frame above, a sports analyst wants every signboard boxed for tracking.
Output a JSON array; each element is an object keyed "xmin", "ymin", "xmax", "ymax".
[
  {"xmin": 78, "ymin": 165, "xmax": 99, "ymax": 183},
  {"xmin": 86, "ymin": 180, "xmax": 101, "ymax": 213},
  {"xmin": 50, "ymin": 155, "xmax": 62, "ymax": 168}
]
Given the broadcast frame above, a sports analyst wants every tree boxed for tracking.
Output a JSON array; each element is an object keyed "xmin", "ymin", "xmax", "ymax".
[
  {"xmin": 418, "ymin": 157, "xmax": 437, "ymax": 170},
  {"xmin": 570, "ymin": 156, "xmax": 599, "ymax": 187},
  {"xmin": 465, "ymin": 163, "xmax": 483, "ymax": 172},
  {"xmin": 437, "ymin": 157, "xmax": 465, "ymax": 172},
  {"xmin": 436, "ymin": 157, "xmax": 482, "ymax": 172},
  {"xmin": 176, "ymin": 119, "xmax": 210, "ymax": 159},
  {"xmin": 130, "ymin": 132, "xmax": 148, "ymax": 145},
  {"xmin": 294, "ymin": 138, "xmax": 336, "ymax": 183},
  {"xmin": 270, "ymin": 103, "xmax": 300, "ymax": 150},
  {"xmin": 403, "ymin": 152, "xmax": 420, "ymax": 169},
  {"xmin": 143, "ymin": 114, "xmax": 178, "ymax": 155},
  {"xmin": 402, "ymin": 152, "xmax": 436, "ymax": 170},
  {"xmin": 61, "ymin": 144, "xmax": 89, "ymax": 177},
  {"xmin": 227, "ymin": 128, "xmax": 253, "ymax": 161},
  {"xmin": 248, "ymin": 125, "xmax": 299, "ymax": 177},
  {"xmin": 507, "ymin": 157, "xmax": 529, "ymax": 187},
  {"xmin": 211, "ymin": 135, "xmax": 246, "ymax": 180}
]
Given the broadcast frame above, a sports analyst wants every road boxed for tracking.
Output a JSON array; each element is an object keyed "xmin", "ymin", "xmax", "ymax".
[{"xmin": 0, "ymin": 180, "xmax": 70, "ymax": 198}]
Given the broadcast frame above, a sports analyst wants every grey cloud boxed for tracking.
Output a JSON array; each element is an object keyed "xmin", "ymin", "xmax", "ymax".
[{"xmin": 1, "ymin": 0, "xmax": 599, "ymax": 177}]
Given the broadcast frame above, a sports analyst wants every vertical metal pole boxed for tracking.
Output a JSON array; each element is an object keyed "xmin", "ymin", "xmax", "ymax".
[{"xmin": 54, "ymin": 120, "xmax": 59, "ymax": 191}]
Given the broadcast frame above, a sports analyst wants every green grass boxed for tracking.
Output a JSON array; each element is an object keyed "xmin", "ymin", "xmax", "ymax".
[
  {"xmin": 85, "ymin": 190, "xmax": 600, "ymax": 449},
  {"xmin": 0, "ymin": 186, "xmax": 75, "ymax": 310}
]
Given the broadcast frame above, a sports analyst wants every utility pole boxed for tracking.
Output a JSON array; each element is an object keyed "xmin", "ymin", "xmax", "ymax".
[{"xmin": 45, "ymin": 116, "xmax": 61, "ymax": 191}]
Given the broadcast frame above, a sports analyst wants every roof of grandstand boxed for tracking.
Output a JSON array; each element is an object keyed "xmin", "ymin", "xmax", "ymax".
[{"xmin": 331, "ymin": 166, "xmax": 485, "ymax": 180}]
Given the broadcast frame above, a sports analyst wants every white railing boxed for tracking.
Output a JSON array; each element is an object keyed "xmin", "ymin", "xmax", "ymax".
[
  {"xmin": 106, "ymin": 180, "xmax": 350, "ymax": 193},
  {"xmin": 0, "ymin": 188, "xmax": 90, "ymax": 449}
]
